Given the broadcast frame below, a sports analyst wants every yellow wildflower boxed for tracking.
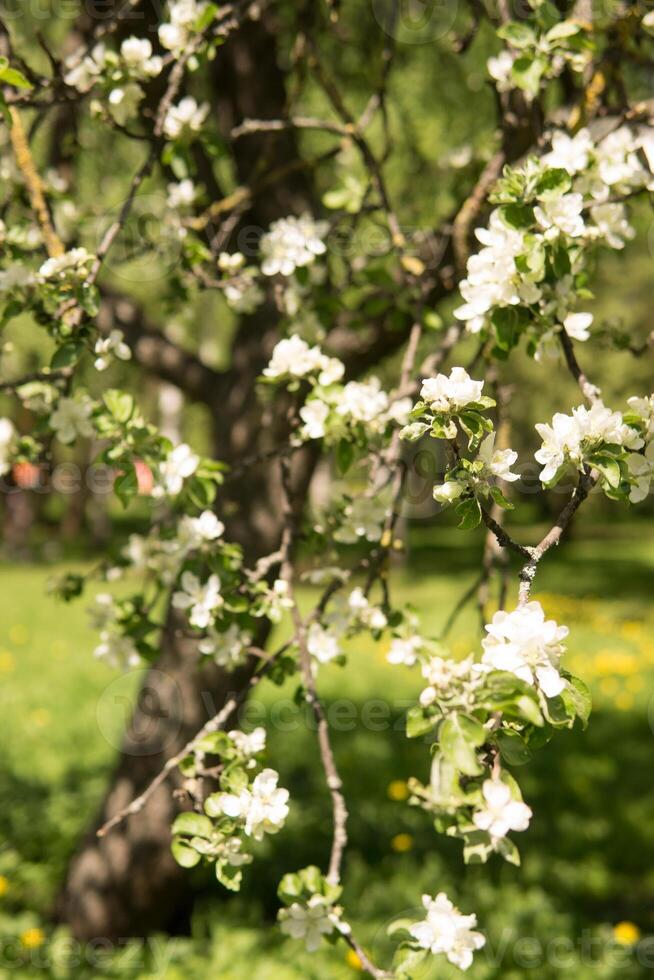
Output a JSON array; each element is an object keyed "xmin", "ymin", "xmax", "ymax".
[
  {"xmin": 346, "ymin": 949, "xmax": 363, "ymax": 970},
  {"xmin": 387, "ymin": 780, "xmax": 409, "ymax": 802},
  {"xmin": 391, "ymin": 833, "xmax": 414, "ymax": 853},
  {"xmin": 613, "ymin": 921, "xmax": 640, "ymax": 946},
  {"xmin": 20, "ymin": 928, "xmax": 45, "ymax": 949}
]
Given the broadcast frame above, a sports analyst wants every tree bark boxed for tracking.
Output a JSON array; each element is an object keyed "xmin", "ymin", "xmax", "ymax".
[{"xmin": 58, "ymin": 10, "xmax": 318, "ymax": 941}]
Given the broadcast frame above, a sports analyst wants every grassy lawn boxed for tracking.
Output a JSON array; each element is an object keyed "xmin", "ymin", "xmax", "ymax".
[{"xmin": 1, "ymin": 521, "xmax": 654, "ymax": 977}]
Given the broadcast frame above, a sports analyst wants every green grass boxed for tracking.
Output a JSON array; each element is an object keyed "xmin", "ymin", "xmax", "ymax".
[{"xmin": 1, "ymin": 522, "xmax": 654, "ymax": 977}]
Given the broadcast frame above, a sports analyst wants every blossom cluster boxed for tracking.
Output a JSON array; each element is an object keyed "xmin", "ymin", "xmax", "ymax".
[
  {"xmin": 400, "ymin": 367, "xmax": 518, "ymax": 524},
  {"xmin": 625, "ymin": 395, "xmax": 654, "ymax": 503},
  {"xmin": 263, "ymin": 334, "xmax": 411, "ymax": 450},
  {"xmin": 171, "ymin": 728, "xmax": 289, "ymax": 890},
  {"xmin": 64, "ymin": 38, "xmax": 163, "ymax": 126},
  {"xmin": 535, "ymin": 399, "xmax": 643, "ymax": 493},
  {"xmin": 390, "ymin": 599, "xmax": 589, "ymax": 869},
  {"xmin": 487, "ymin": 14, "xmax": 592, "ymax": 100},
  {"xmin": 453, "ymin": 125, "xmax": 653, "ymax": 359}
]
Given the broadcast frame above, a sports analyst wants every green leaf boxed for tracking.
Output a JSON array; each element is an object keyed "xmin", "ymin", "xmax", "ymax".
[
  {"xmin": 489, "ymin": 485, "xmax": 514, "ymax": 510},
  {"xmin": 501, "ymin": 203, "xmax": 535, "ymax": 229},
  {"xmin": 497, "ymin": 21, "xmax": 537, "ymax": 47},
  {"xmin": 496, "ymin": 835, "xmax": 521, "ymax": 866},
  {"xmin": 552, "ymin": 245, "xmax": 571, "ymax": 277},
  {"xmin": 439, "ymin": 713, "xmax": 485, "ymax": 776},
  {"xmin": 278, "ymin": 872, "xmax": 303, "ymax": 903},
  {"xmin": 393, "ymin": 943, "xmax": 428, "ymax": 978},
  {"xmin": 0, "ymin": 65, "xmax": 33, "ymax": 90},
  {"xmin": 172, "ymin": 812, "xmax": 214, "ymax": 839},
  {"xmin": 406, "ymin": 706, "xmax": 434, "ymax": 739},
  {"xmin": 103, "ymin": 389, "xmax": 135, "ymax": 423},
  {"xmin": 491, "ymin": 307, "xmax": 520, "ymax": 351},
  {"xmin": 220, "ymin": 765, "xmax": 249, "ymax": 795},
  {"xmin": 194, "ymin": 730, "xmax": 232, "ymax": 756},
  {"xmin": 51, "ymin": 341, "xmax": 84, "ymax": 370},
  {"xmin": 561, "ymin": 675, "xmax": 592, "ymax": 727},
  {"xmin": 496, "ymin": 729, "xmax": 532, "ymax": 765},
  {"xmin": 215, "ymin": 860, "xmax": 243, "ymax": 891},
  {"xmin": 387, "ymin": 918, "xmax": 416, "ymax": 938},
  {"xmin": 456, "ymin": 497, "xmax": 482, "ymax": 530},
  {"xmin": 511, "ymin": 55, "xmax": 546, "ymax": 97},
  {"xmin": 588, "ymin": 454, "xmax": 621, "ymax": 490},
  {"xmin": 535, "ymin": 168, "xmax": 572, "ymax": 200},
  {"xmin": 463, "ymin": 838, "xmax": 493, "ymax": 864},
  {"xmin": 515, "ymin": 694, "xmax": 545, "ymax": 726},
  {"xmin": 171, "ymin": 839, "xmax": 202, "ymax": 868},
  {"xmin": 335, "ymin": 438, "xmax": 354, "ymax": 475},
  {"xmin": 546, "ymin": 20, "xmax": 581, "ymax": 42},
  {"xmin": 114, "ymin": 465, "xmax": 138, "ymax": 508}
]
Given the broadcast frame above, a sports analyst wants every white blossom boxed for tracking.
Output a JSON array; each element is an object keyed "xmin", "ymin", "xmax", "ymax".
[
  {"xmin": 408, "ymin": 892, "xmax": 485, "ymax": 971},
  {"xmin": 487, "ymin": 50, "xmax": 515, "ymax": 92},
  {"xmin": 167, "ymin": 179, "xmax": 197, "ymax": 210},
  {"xmin": 299, "ymin": 399, "xmax": 330, "ymax": 439},
  {"xmin": 534, "ymin": 193, "xmax": 585, "ymax": 239},
  {"xmin": 627, "ymin": 393, "xmax": 654, "ymax": 439},
  {"xmin": 50, "ymin": 395, "xmax": 94, "ymax": 444},
  {"xmin": 472, "ymin": 779, "xmax": 532, "ymax": 843},
  {"xmin": 387, "ymin": 635, "xmax": 422, "ymax": 667},
  {"xmin": 199, "ymin": 623, "xmax": 253, "ymax": 668},
  {"xmin": 627, "ymin": 443, "xmax": 654, "ymax": 503},
  {"xmin": 223, "ymin": 274, "xmax": 264, "ymax": 315},
  {"xmin": 278, "ymin": 896, "xmax": 339, "ymax": 952},
  {"xmin": 562, "ymin": 312, "xmax": 592, "ymax": 342},
  {"xmin": 454, "ymin": 212, "xmax": 525, "ymax": 327},
  {"xmin": 478, "ymin": 432, "xmax": 519, "ymax": 481},
  {"xmin": 481, "ymin": 601, "xmax": 568, "ymax": 697},
  {"xmin": 420, "ymin": 367, "xmax": 484, "ymax": 412},
  {"xmin": 334, "ymin": 496, "xmax": 389, "ymax": 544},
  {"xmin": 307, "ymin": 622, "xmax": 341, "ymax": 664},
  {"xmin": 87, "ymin": 592, "xmax": 118, "ymax": 630},
  {"xmin": 347, "ymin": 588, "xmax": 387, "ymax": 630},
  {"xmin": 158, "ymin": 0, "xmax": 208, "ymax": 55},
  {"xmin": 543, "ymin": 129, "xmax": 592, "ymax": 174},
  {"xmin": 262, "ymin": 578, "xmax": 294, "ymax": 624},
  {"xmin": 155, "ymin": 443, "xmax": 199, "ymax": 496},
  {"xmin": 535, "ymin": 402, "xmax": 642, "ymax": 483},
  {"xmin": 216, "ymin": 768, "xmax": 289, "ymax": 841},
  {"xmin": 172, "ymin": 571, "xmax": 222, "ymax": 628},
  {"xmin": 177, "ymin": 510, "xmax": 225, "ymax": 550},
  {"xmin": 64, "ymin": 43, "xmax": 106, "ymax": 92},
  {"xmin": 107, "ymin": 84, "xmax": 144, "ymax": 126},
  {"xmin": 93, "ymin": 629, "xmax": 140, "ymax": 668},
  {"xmin": 39, "ymin": 247, "xmax": 93, "ymax": 282},
  {"xmin": 94, "ymin": 329, "xmax": 132, "ymax": 371},
  {"xmin": 120, "ymin": 37, "xmax": 162, "ymax": 77},
  {"xmin": 263, "ymin": 335, "xmax": 343, "ymax": 385},
  {"xmin": 0, "ymin": 418, "xmax": 16, "ymax": 476},
  {"xmin": 260, "ymin": 213, "xmax": 329, "ymax": 276},
  {"xmin": 228, "ymin": 727, "xmax": 266, "ymax": 757},
  {"xmin": 595, "ymin": 126, "xmax": 646, "ymax": 191},
  {"xmin": 589, "ymin": 203, "xmax": 635, "ymax": 249},
  {"xmin": 337, "ymin": 377, "xmax": 389, "ymax": 424},
  {"xmin": 163, "ymin": 96, "xmax": 209, "ymax": 140},
  {"xmin": 433, "ymin": 480, "xmax": 465, "ymax": 504},
  {"xmin": 419, "ymin": 655, "xmax": 478, "ymax": 706}
]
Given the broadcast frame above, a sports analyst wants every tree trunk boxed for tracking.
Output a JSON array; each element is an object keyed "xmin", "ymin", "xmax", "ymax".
[{"xmin": 58, "ymin": 10, "xmax": 317, "ymax": 940}]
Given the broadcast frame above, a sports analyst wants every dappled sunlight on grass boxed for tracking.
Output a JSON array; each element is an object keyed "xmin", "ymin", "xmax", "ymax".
[{"xmin": 1, "ymin": 522, "xmax": 653, "ymax": 977}]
